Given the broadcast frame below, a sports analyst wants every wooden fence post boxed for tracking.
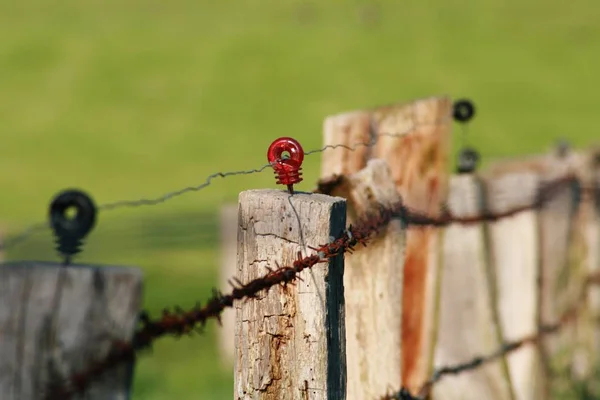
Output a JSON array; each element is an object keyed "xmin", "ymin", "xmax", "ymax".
[
  {"xmin": 322, "ymin": 95, "xmax": 452, "ymax": 393},
  {"xmin": 568, "ymin": 148, "xmax": 600, "ymax": 393},
  {"xmin": 431, "ymin": 174, "xmax": 513, "ymax": 400},
  {"xmin": 0, "ymin": 261, "xmax": 143, "ymax": 400},
  {"xmin": 219, "ymin": 204, "xmax": 237, "ymax": 367},
  {"xmin": 588, "ymin": 151, "xmax": 600, "ymax": 377},
  {"xmin": 234, "ymin": 190, "xmax": 347, "ymax": 400},
  {"xmin": 321, "ymin": 159, "xmax": 405, "ymax": 400},
  {"xmin": 482, "ymin": 147, "xmax": 594, "ymax": 396},
  {"xmin": 479, "ymin": 170, "xmax": 544, "ymax": 400},
  {"xmin": 534, "ymin": 152, "xmax": 581, "ymax": 398}
]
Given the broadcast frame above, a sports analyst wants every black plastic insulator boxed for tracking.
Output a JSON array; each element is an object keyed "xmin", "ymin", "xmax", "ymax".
[
  {"xmin": 453, "ymin": 99, "xmax": 476, "ymax": 123},
  {"xmin": 456, "ymin": 147, "xmax": 480, "ymax": 174},
  {"xmin": 49, "ymin": 189, "xmax": 97, "ymax": 264}
]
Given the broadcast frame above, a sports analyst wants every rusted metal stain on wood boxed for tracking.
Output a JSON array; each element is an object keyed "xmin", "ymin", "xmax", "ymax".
[
  {"xmin": 371, "ymin": 97, "xmax": 451, "ymax": 392},
  {"xmin": 264, "ymin": 281, "xmax": 297, "ymax": 399},
  {"xmin": 401, "ymin": 228, "xmax": 432, "ymax": 391},
  {"xmin": 320, "ymin": 96, "xmax": 451, "ymax": 394},
  {"xmin": 236, "ymin": 191, "xmax": 347, "ymax": 399}
]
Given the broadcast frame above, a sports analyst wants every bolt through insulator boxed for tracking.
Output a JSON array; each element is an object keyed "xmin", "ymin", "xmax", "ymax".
[{"xmin": 267, "ymin": 137, "xmax": 305, "ymax": 194}]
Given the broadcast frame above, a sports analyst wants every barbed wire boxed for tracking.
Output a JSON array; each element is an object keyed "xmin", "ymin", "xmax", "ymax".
[
  {"xmin": 41, "ymin": 172, "xmax": 591, "ymax": 399},
  {"xmin": 0, "ymin": 117, "xmax": 450, "ymax": 252}
]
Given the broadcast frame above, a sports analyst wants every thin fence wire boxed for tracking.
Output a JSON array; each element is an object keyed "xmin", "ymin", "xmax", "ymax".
[
  {"xmin": 97, "ymin": 164, "xmax": 273, "ymax": 211},
  {"xmin": 0, "ymin": 221, "xmax": 49, "ymax": 250},
  {"xmin": 41, "ymin": 172, "xmax": 598, "ymax": 400},
  {"xmin": 0, "ymin": 116, "xmax": 453, "ymax": 252}
]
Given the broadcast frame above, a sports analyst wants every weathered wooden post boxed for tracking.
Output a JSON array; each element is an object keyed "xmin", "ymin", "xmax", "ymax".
[
  {"xmin": 0, "ymin": 189, "xmax": 143, "ymax": 400},
  {"xmin": 234, "ymin": 189, "xmax": 347, "ymax": 400},
  {"xmin": 322, "ymin": 95, "xmax": 452, "ymax": 393},
  {"xmin": 481, "ymin": 146, "xmax": 589, "ymax": 397},
  {"xmin": 534, "ymin": 150, "xmax": 581, "ymax": 398},
  {"xmin": 219, "ymin": 204, "xmax": 237, "ymax": 366},
  {"xmin": 586, "ymin": 150, "xmax": 600, "ymax": 381},
  {"xmin": 567, "ymin": 148, "xmax": 600, "ymax": 393},
  {"xmin": 432, "ymin": 173, "xmax": 513, "ymax": 400},
  {"xmin": 319, "ymin": 159, "xmax": 405, "ymax": 400},
  {"xmin": 479, "ymin": 169, "xmax": 544, "ymax": 400}
]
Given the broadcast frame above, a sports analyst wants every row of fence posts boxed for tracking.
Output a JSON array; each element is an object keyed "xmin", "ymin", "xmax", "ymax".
[
  {"xmin": 220, "ymin": 96, "xmax": 600, "ymax": 399},
  {"xmin": 0, "ymin": 95, "xmax": 598, "ymax": 400}
]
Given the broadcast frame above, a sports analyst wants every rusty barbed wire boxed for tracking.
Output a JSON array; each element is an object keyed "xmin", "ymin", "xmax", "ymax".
[
  {"xmin": 42, "ymin": 199, "xmax": 398, "ymax": 399},
  {"xmin": 379, "ymin": 272, "xmax": 600, "ymax": 400},
  {"xmin": 42, "ymin": 172, "xmax": 593, "ymax": 399},
  {"xmin": 318, "ymin": 173, "xmax": 596, "ymax": 227}
]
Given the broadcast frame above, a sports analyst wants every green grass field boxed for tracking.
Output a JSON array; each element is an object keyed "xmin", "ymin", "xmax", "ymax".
[{"xmin": 1, "ymin": 0, "xmax": 599, "ymax": 398}]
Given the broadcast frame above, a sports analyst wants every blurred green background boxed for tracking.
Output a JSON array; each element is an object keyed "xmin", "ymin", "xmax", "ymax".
[{"xmin": 1, "ymin": 0, "xmax": 599, "ymax": 399}]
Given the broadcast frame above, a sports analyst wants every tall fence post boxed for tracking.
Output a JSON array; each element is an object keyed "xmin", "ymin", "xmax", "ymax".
[
  {"xmin": 219, "ymin": 204, "xmax": 237, "ymax": 367},
  {"xmin": 322, "ymin": 95, "xmax": 452, "ymax": 392},
  {"xmin": 482, "ymin": 147, "xmax": 595, "ymax": 397},
  {"xmin": 0, "ymin": 261, "xmax": 143, "ymax": 400},
  {"xmin": 534, "ymin": 151, "xmax": 581, "ymax": 399},
  {"xmin": 568, "ymin": 148, "xmax": 600, "ymax": 393},
  {"xmin": 432, "ymin": 174, "xmax": 513, "ymax": 400},
  {"xmin": 589, "ymin": 150, "xmax": 600, "ymax": 377},
  {"xmin": 234, "ymin": 189, "xmax": 347, "ymax": 400},
  {"xmin": 480, "ymin": 169, "xmax": 544, "ymax": 400},
  {"xmin": 319, "ymin": 159, "xmax": 405, "ymax": 400}
]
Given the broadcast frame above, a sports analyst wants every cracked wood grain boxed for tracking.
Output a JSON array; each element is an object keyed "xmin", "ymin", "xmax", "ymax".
[
  {"xmin": 321, "ymin": 96, "xmax": 452, "ymax": 393},
  {"xmin": 0, "ymin": 261, "xmax": 143, "ymax": 400},
  {"xmin": 326, "ymin": 159, "xmax": 405, "ymax": 400},
  {"xmin": 235, "ymin": 189, "xmax": 347, "ymax": 400},
  {"xmin": 432, "ymin": 174, "xmax": 513, "ymax": 400}
]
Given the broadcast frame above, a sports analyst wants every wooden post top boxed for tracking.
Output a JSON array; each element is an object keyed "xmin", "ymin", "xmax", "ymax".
[
  {"xmin": 0, "ymin": 260, "xmax": 143, "ymax": 400},
  {"xmin": 235, "ymin": 188, "xmax": 347, "ymax": 400}
]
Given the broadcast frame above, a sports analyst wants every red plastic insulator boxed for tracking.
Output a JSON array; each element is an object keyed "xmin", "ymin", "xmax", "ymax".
[{"xmin": 267, "ymin": 137, "xmax": 304, "ymax": 194}]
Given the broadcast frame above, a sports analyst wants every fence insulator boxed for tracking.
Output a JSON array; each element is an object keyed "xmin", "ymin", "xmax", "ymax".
[
  {"xmin": 456, "ymin": 147, "xmax": 480, "ymax": 174},
  {"xmin": 267, "ymin": 136, "xmax": 304, "ymax": 194},
  {"xmin": 452, "ymin": 99, "xmax": 475, "ymax": 123},
  {"xmin": 49, "ymin": 188, "xmax": 97, "ymax": 265}
]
